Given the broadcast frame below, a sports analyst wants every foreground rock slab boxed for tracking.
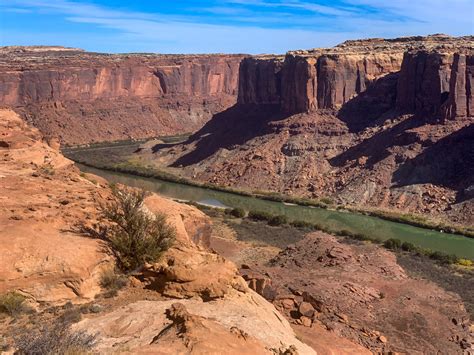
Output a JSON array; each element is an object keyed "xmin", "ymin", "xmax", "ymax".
[{"xmin": 75, "ymin": 290, "xmax": 314, "ymax": 354}]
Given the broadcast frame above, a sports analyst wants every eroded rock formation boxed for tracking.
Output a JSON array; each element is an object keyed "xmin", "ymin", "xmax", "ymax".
[
  {"xmin": 0, "ymin": 46, "xmax": 244, "ymax": 144},
  {"xmin": 238, "ymin": 35, "xmax": 473, "ymax": 120}
]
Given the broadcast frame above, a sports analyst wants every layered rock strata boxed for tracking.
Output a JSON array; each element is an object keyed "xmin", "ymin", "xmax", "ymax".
[
  {"xmin": 238, "ymin": 35, "xmax": 474, "ymax": 120},
  {"xmin": 0, "ymin": 47, "xmax": 244, "ymax": 144}
]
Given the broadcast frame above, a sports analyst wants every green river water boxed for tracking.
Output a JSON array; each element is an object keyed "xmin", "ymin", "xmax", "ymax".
[{"xmin": 77, "ymin": 164, "xmax": 474, "ymax": 259}]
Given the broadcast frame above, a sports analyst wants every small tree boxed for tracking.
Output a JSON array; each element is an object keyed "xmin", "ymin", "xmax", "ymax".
[{"xmin": 100, "ymin": 186, "xmax": 175, "ymax": 272}]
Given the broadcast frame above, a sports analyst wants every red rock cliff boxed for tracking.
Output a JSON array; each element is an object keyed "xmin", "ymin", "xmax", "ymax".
[
  {"xmin": 237, "ymin": 57, "xmax": 283, "ymax": 105},
  {"xmin": 443, "ymin": 53, "xmax": 474, "ymax": 119},
  {"xmin": 238, "ymin": 35, "xmax": 473, "ymax": 119},
  {"xmin": 0, "ymin": 47, "xmax": 244, "ymax": 144}
]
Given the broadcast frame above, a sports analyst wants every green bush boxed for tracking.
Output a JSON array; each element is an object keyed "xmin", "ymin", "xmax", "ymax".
[
  {"xmin": 248, "ymin": 210, "xmax": 273, "ymax": 221},
  {"xmin": 429, "ymin": 251, "xmax": 459, "ymax": 265},
  {"xmin": 383, "ymin": 238, "xmax": 402, "ymax": 250},
  {"xmin": 320, "ymin": 197, "xmax": 334, "ymax": 205},
  {"xmin": 268, "ymin": 214, "xmax": 288, "ymax": 226},
  {"xmin": 290, "ymin": 220, "xmax": 314, "ymax": 229},
  {"xmin": 337, "ymin": 229, "xmax": 354, "ymax": 237},
  {"xmin": 401, "ymin": 241, "xmax": 416, "ymax": 252},
  {"xmin": 311, "ymin": 223, "xmax": 324, "ymax": 231},
  {"xmin": 100, "ymin": 186, "xmax": 176, "ymax": 272},
  {"xmin": 0, "ymin": 292, "xmax": 27, "ymax": 317},
  {"xmin": 457, "ymin": 258, "xmax": 473, "ymax": 267},
  {"xmin": 229, "ymin": 208, "xmax": 246, "ymax": 218},
  {"xmin": 352, "ymin": 233, "xmax": 371, "ymax": 241}
]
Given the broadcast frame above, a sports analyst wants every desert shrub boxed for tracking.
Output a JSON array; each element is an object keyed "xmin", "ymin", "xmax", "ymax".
[
  {"xmin": 229, "ymin": 207, "xmax": 246, "ymax": 218},
  {"xmin": 311, "ymin": 223, "xmax": 324, "ymax": 231},
  {"xmin": 59, "ymin": 308, "xmax": 82, "ymax": 324},
  {"xmin": 337, "ymin": 229, "xmax": 354, "ymax": 237},
  {"xmin": 383, "ymin": 238, "xmax": 402, "ymax": 250},
  {"xmin": 99, "ymin": 268, "xmax": 128, "ymax": 297},
  {"xmin": 290, "ymin": 220, "xmax": 314, "ymax": 229},
  {"xmin": 401, "ymin": 241, "xmax": 416, "ymax": 252},
  {"xmin": 0, "ymin": 336, "xmax": 8, "ymax": 352},
  {"xmin": 100, "ymin": 186, "xmax": 176, "ymax": 272},
  {"xmin": 248, "ymin": 210, "xmax": 272, "ymax": 221},
  {"xmin": 0, "ymin": 292, "xmax": 27, "ymax": 317},
  {"xmin": 268, "ymin": 215, "xmax": 288, "ymax": 226},
  {"xmin": 320, "ymin": 197, "xmax": 334, "ymax": 205},
  {"xmin": 429, "ymin": 251, "xmax": 459, "ymax": 265},
  {"xmin": 457, "ymin": 258, "xmax": 473, "ymax": 267},
  {"xmin": 352, "ymin": 233, "xmax": 371, "ymax": 241},
  {"xmin": 14, "ymin": 319, "xmax": 97, "ymax": 355}
]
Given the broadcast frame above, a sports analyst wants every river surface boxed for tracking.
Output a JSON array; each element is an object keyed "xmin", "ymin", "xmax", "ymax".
[{"xmin": 77, "ymin": 164, "xmax": 474, "ymax": 259}]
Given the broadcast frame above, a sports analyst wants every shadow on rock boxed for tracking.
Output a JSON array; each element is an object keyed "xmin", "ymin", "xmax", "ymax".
[{"xmin": 161, "ymin": 104, "xmax": 289, "ymax": 167}]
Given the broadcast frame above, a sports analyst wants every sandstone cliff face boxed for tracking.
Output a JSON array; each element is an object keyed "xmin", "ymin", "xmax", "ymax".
[
  {"xmin": 396, "ymin": 51, "xmax": 453, "ymax": 116},
  {"xmin": 1, "ymin": 56, "xmax": 240, "ymax": 105},
  {"xmin": 443, "ymin": 53, "xmax": 474, "ymax": 119},
  {"xmin": 237, "ymin": 57, "xmax": 283, "ymax": 105},
  {"xmin": 238, "ymin": 35, "xmax": 473, "ymax": 118},
  {"xmin": 0, "ymin": 47, "xmax": 244, "ymax": 144},
  {"xmin": 239, "ymin": 51, "xmax": 404, "ymax": 113}
]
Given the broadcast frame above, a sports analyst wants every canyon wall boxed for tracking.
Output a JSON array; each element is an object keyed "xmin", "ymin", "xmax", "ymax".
[
  {"xmin": 0, "ymin": 47, "xmax": 244, "ymax": 144},
  {"xmin": 238, "ymin": 52, "xmax": 404, "ymax": 114},
  {"xmin": 238, "ymin": 36, "xmax": 474, "ymax": 121},
  {"xmin": 443, "ymin": 53, "xmax": 474, "ymax": 119}
]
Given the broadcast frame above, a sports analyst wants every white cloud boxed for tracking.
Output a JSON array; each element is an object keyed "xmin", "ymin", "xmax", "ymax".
[{"xmin": 1, "ymin": 0, "xmax": 472, "ymax": 53}]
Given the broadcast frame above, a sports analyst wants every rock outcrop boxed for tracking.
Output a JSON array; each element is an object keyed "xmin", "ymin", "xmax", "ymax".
[
  {"xmin": 238, "ymin": 35, "xmax": 473, "ymax": 120},
  {"xmin": 443, "ymin": 53, "xmax": 474, "ymax": 119},
  {"xmin": 237, "ymin": 57, "xmax": 283, "ymax": 106},
  {"xmin": 224, "ymin": 232, "xmax": 473, "ymax": 354},
  {"xmin": 396, "ymin": 51, "xmax": 453, "ymax": 116},
  {"xmin": 0, "ymin": 46, "xmax": 244, "ymax": 145},
  {"xmin": 74, "ymin": 292, "xmax": 314, "ymax": 353},
  {"xmin": 0, "ymin": 109, "xmax": 112, "ymax": 304}
]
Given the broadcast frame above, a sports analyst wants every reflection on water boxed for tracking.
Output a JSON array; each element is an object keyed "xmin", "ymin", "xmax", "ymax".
[{"xmin": 78, "ymin": 164, "xmax": 474, "ymax": 259}]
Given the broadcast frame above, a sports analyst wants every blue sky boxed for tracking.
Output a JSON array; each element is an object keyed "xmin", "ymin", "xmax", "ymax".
[{"xmin": 1, "ymin": 0, "xmax": 473, "ymax": 54}]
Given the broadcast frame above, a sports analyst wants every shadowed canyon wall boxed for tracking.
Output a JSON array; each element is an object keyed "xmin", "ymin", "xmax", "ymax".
[
  {"xmin": 238, "ymin": 36, "xmax": 474, "ymax": 121},
  {"xmin": 0, "ymin": 47, "xmax": 244, "ymax": 144}
]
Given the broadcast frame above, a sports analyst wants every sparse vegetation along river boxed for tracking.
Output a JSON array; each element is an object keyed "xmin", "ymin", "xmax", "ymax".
[{"xmin": 73, "ymin": 159, "xmax": 474, "ymax": 259}]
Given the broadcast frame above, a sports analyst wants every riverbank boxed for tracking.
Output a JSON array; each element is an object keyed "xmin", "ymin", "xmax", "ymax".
[
  {"xmin": 196, "ymin": 204, "xmax": 474, "ymax": 265},
  {"xmin": 64, "ymin": 145, "xmax": 474, "ymax": 239}
]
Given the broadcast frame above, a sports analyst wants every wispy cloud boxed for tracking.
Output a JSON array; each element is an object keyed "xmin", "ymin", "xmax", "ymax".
[{"xmin": 1, "ymin": 0, "xmax": 472, "ymax": 53}]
